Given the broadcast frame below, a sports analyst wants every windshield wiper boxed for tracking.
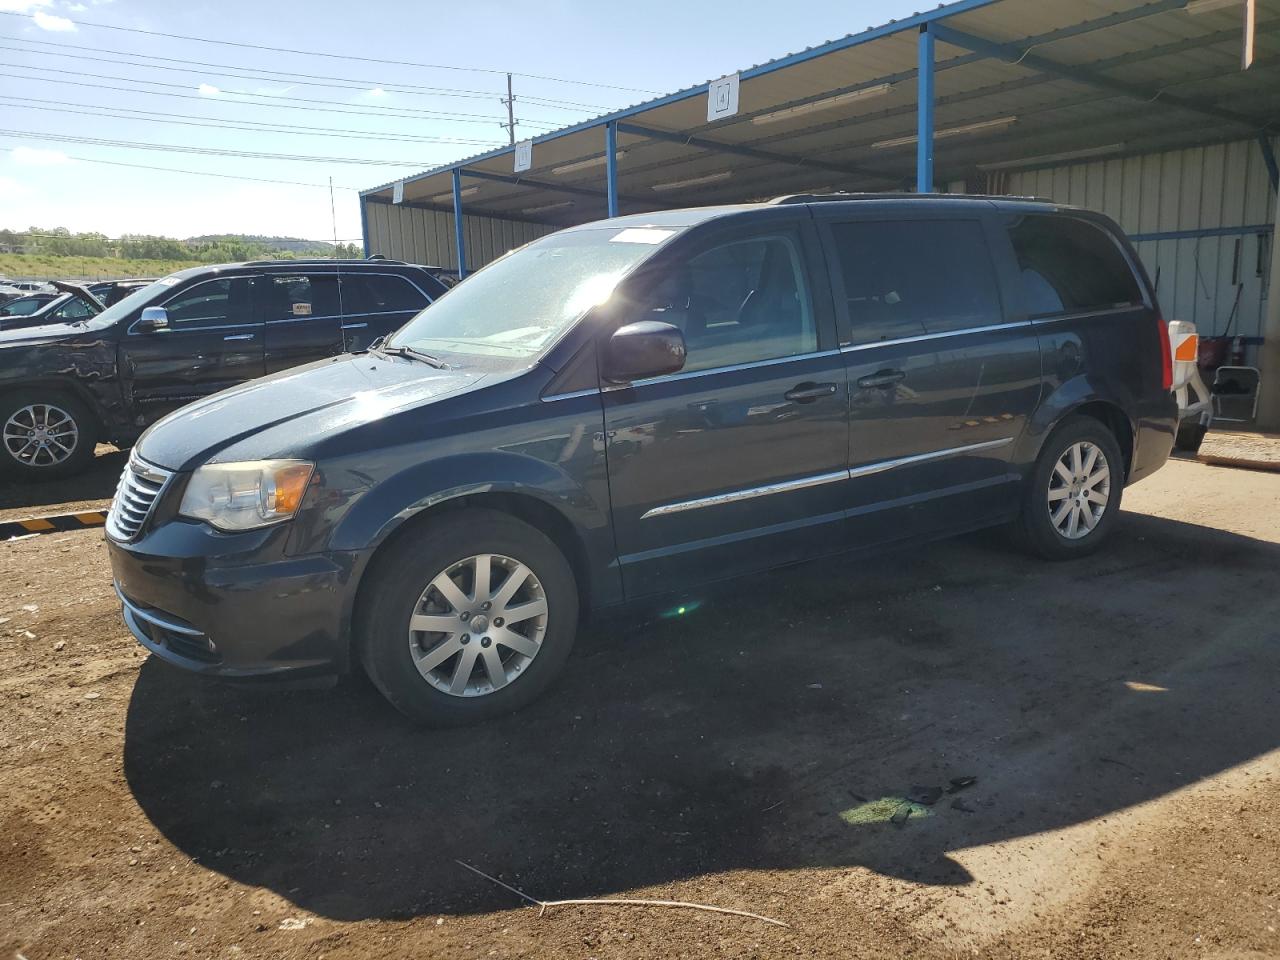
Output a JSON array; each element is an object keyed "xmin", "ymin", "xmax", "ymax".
[{"xmin": 372, "ymin": 343, "xmax": 449, "ymax": 369}]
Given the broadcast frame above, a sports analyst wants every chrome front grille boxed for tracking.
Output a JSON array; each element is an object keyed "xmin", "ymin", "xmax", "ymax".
[{"xmin": 107, "ymin": 455, "xmax": 172, "ymax": 541}]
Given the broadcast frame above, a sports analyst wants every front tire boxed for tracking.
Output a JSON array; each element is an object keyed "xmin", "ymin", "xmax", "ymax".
[
  {"xmin": 1019, "ymin": 415, "xmax": 1124, "ymax": 560},
  {"xmin": 357, "ymin": 508, "xmax": 579, "ymax": 725},
  {"xmin": 0, "ymin": 389, "xmax": 98, "ymax": 479}
]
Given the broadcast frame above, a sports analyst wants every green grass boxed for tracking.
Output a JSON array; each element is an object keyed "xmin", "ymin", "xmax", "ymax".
[{"xmin": 0, "ymin": 253, "xmax": 204, "ymax": 281}]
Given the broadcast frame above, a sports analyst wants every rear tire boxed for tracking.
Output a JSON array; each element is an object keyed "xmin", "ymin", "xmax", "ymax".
[
  {"xmin": 1019, "ymin": 415, "xmax": 1124, "ymax": 561},
  {"xmin": 0, "ymin": 389, "xmax": 98, "ymax": 480},
  {"xmin": 1174, "ymin": 420, "xmax": 1207, "ymax": 454},
  {"xmin": 357, "ymin": 508, "xmax": 579, "ymax": 725}
]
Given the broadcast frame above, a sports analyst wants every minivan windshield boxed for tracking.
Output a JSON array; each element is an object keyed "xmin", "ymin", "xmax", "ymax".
[{"xmin": 388, "ymin": 226, "xmax": 681, "ymax": 359}]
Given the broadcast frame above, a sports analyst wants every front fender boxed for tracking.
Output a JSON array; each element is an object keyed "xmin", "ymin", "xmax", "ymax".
[{"xmin": 326, "ymin": 450, "xmax": 607, "ymax": 553}]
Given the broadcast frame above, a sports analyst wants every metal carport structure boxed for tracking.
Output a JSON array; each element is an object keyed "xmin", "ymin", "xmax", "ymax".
[{"xmin": 360, "ymin": 0, "xmax": 1280, "ymax": 421}]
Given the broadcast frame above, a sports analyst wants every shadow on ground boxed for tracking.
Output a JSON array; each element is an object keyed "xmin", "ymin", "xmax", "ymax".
[
  {"xmin": 123, "ymin": 511, "xmax": 1280, "ymax": 921},
  {"xmin": 0, "ymin": 445, "xmax": 124, "ymax": 513}
]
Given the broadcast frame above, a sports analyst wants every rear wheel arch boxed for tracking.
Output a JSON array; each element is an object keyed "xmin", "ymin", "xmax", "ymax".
[{"xmin": 1060, "ymin": 400, "xmax": 1134, "ymax": 482}]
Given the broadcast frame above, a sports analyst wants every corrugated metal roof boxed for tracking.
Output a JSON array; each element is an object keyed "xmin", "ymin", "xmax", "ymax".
[{"xmin": 361, "ymin": 0, "xmax": 1280, "ymax": 228}]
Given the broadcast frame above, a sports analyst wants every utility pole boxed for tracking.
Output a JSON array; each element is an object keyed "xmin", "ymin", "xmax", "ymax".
[
  {"xmin": 328, "ymin": 176, "xmax": 338, "ymax": 257},
  {"xmin": 501, "ymin": 72, "xmax": 516, "ymax": 146}
]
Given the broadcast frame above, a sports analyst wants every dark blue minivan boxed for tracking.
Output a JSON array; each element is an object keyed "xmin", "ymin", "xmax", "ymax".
[{"xmin": 106, "ymin": 196, "xmax": 1177, "ymax": 724}]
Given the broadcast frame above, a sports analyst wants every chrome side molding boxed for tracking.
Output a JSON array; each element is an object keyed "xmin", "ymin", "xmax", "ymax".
[{"xmin": 640, "ymin": 437, "xmax": 1013, "ymax": 519}]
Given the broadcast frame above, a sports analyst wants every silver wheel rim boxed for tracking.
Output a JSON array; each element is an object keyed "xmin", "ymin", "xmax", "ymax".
[
  {"xmin": 1047, "ymin": 440, "xmax": 1111, "ymax": 540},
  {"xmin": 408, "ymin": 553, "xmax": 548, "ymax": 698},
  {"xmin": 3, "ymin": 403, "xmax": 79, "ymax": 467}
]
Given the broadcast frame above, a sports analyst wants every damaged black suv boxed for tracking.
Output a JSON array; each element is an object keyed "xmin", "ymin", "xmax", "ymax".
[{"xmin": 0, "ymin": 259, "xmax": 445, "ymax": 478}]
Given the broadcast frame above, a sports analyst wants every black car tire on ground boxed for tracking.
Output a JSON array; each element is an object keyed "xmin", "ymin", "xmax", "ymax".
[
  {"xmin": 0, "ymin": 389, "xmax": 98, "ymax": 480},
  {"xmin": 1019, "ymin": 415, "xmax": 1125, "ymax": 561},
  {"xmin": 357, "ymin": 508, "xmax": 580, "ymax": 725},
  {"xmin": 1174, "ymin": 420, "xmax": 1207, "ymax": 454}
]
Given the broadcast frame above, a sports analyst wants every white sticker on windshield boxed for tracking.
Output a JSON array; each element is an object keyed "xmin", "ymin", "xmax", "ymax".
[
  {"xmin": 157, "ymin": 276, "xmax": 182, "ymax": 287},
  {"xmin": 609, "ymin": 228, "xmax": 676, "ymax": 245}
]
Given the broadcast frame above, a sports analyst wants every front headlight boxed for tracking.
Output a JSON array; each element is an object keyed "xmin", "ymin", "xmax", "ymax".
[{"xmin": 179, "ymin": 459, "xmax": 315, "ymax": 532}]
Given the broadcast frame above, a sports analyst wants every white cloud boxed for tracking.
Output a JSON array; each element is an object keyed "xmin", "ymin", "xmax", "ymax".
[
  {"xmin": 33, "ymin": 9, "xmax": 75, "ymax": 29},
  {"xmin": 366, "ymin": 87, "xmax": 387, "ymax": 98},
  {"xmin": 66, "ymin": 1, "xmax": 87, "ymax": 10},
  {"xmin": 11, "ymin": 146, "xmax": 72, "ymax": 166},
  {"xmin": 197, "ymin": 83, "xmax": 221, "ymax": 97},
  {"xmin": 0, "ymin": 0, "xmax": 50, "ymax": 12}
]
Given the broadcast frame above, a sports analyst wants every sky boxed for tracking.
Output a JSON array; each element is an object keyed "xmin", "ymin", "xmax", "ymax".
[{"xmin": 0, "ymin": 0, "xmax": 926, "ymax": 243}]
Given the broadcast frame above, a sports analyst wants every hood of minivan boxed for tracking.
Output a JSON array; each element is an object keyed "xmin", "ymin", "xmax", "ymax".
[{"xmin": 137, "ymin": 353, "xmax": 490, "ymax": 471}]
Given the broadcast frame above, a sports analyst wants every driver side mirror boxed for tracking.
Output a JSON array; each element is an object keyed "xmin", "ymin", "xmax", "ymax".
[
  {"xmin": 602, "ymin": 321, "xmax": 686, "ymax": 383},
  {"xmin": 135, "ymin": 306, "xmax": 170, "ymax": 333}
]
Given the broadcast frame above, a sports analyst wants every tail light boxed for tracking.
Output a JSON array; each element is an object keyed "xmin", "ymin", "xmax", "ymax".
[{"xmin": 1156, "ymin": 314, "xmax": 1173, "ymax": 392}]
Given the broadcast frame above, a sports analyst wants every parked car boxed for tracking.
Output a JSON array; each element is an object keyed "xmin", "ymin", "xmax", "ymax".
[
  {"xmin": 0, "ymin": 281, "xmax": 103, "ymax": 331},
  {"xmin": 0, "ymin": 292, "xmax": 59, "ymax": 317},
  {"xmin": 0, "ymin": 259, "xmax": 446, "ymax": 477},
  {"xmin": 105, "ymin": 196, "xmax": 1177, "ymax": 725},
  {"xmin": 88, "ymin": 278, "xmax": 159, "ymax": 307}
]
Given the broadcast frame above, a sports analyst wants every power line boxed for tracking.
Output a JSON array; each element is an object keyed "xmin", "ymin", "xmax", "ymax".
[
  {"xmin": 0, "ymin": 97, "xmax": 515, "ymax": 147},
  {"xmin": 0, "ymin": 128, "xmax": 454, "ymax": 166},
  {"xmin": 0, "ymin": 63, "xmax": 562, "ymax": 128},
  {"xmin": 0, "ymin": 9, "xmax": 662, "ymax": 94},
  {"xmin": 0, "ymin": 36, "xmax": 613, "ymax": 113},
  {"xmin": 0, "ymin": 143, "xmax": 361, "ymax": 189}
]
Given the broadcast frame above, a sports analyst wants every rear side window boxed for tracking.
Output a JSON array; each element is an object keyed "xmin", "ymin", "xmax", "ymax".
[
  {"xmin": 262, "ymin": 275, "xmax": 341, "ymax": 321},
  {"xmin": 828, "ymin": 220, "xmax": 1002, "ymax": 341},
  {"xmin": 1007, "ymin": 215, "xmax": 1143, "ymax": 317},
  {"xmin": 339, "ymin": 274, "xmax": 429, "ymax": 316}
]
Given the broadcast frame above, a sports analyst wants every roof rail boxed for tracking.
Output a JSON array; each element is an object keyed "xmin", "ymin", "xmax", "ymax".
[
  {"xmin": 239, "ymin": 257, "xmax": 410, "ymax": 267},
  {"xmin": 769, "ymin": 192, "xmax": 1058, "ymax": 205}
]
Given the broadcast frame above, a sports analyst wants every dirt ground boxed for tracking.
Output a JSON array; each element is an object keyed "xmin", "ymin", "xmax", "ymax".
[{"xmin": 2, "ymin": 455, "xmax": 1279, "ymax": 960}]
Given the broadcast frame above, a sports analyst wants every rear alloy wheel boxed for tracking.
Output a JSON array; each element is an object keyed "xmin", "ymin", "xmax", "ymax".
[
  {"xmin": 358, "ymin": 508, "xmax": 578, "ymax": 725},
  {"xmin": 0, "ymin": 391, "xmax": 97, "ymax": 479},
  {"xmin": 1019, "ymin": 415, "xmax": 1124, "ymax": 560}
]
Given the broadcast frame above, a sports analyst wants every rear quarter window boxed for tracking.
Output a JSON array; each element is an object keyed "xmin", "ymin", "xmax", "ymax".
[
  {"xmin": 1007, "ymin": 215, "xmax": 1143, "ymax": 317},
  {"xmin": 339, "ymin": 274, "xmax": 430, "ymax": 315}
]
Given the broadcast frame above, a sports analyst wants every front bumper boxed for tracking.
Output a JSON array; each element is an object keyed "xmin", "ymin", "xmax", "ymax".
[{"xmin": 108, "ymin": 519, "xmax": 361, "ymax": 679}]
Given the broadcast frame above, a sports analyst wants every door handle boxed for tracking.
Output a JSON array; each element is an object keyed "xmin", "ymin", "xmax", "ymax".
[
  {"xmin": 223, "ymin": 333, "xmax": 256, "ymax": 342},
  {"xmin": 857, "ymin": 369, "xmax": 906, "ymax": 389},
  {"xmin": 784, "ymin": 381, "xmax": 838, "ymax": 403}
]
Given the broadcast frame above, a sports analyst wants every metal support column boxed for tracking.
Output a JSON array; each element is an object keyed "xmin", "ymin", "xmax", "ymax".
[
  {"xmin": 452, "ymin": 168, "xmax": 467, "ymax": 280},
  {"xmin": 1260, "ymin": 133, "xmax": 1279, "ymax": 192},
  {"xmin": 359, "ymin": 197, "xmax": 370, "ymax": 258},
  {"xmin": 917, "ymin": 25, "xmax": 935, "ymax": 193},
  {"xmin": 606, "ymin": 121, "xmax": 620, "ymax": 218}
]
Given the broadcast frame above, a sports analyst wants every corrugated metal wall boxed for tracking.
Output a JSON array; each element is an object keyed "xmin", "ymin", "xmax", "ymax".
[
  {"xmin": 997, "ymin": 138, "xmax": 1277, "ymax": 341},
  {"xmin": 363, "ymin": 200, "xmax": 553, "ymax": 272}
]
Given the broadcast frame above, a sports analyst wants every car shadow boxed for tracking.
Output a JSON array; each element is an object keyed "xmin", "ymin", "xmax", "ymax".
[
  {"xmin": 0, "ymin": 445, "xmax": 124, "ymax": 513},
  {"xmin": 122, "ymin": 510, "xmax": 1280, "ymax": 921}
]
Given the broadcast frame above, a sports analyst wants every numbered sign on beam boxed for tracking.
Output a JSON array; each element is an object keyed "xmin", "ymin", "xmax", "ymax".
[
  {"xmin": 514, "ymin": 140, "xmax": 533, "ymax": 173},
  {"xmin": 392, "ymin": 181, "xmax": 404, "ymax": 204},
  {"xmin": 707, "ymin": 74, "xmax": 740, "ymax": 122}
]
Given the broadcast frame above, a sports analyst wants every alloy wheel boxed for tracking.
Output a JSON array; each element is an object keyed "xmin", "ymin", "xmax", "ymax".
[
  {"xmin": 1046, "ymin": 440, "xmax": 1111, "ymax": 540},
  {"xmin": 407, "ymin": 553, "xmax": 549, "ymax": 697},
  {"xmin": 2, "ymin": 403, "xmax": 79, "ymax": 467}
]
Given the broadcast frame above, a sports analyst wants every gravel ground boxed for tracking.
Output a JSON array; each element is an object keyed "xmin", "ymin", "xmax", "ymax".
[{"xmin": 2, "ymin": 456, "xmax": 1279, "ymax": 960}]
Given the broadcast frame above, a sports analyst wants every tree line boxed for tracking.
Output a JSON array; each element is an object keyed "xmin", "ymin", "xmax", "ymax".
[{"xmin": 0, "ymin": 227, "xmax": 362, "ymax": 262}]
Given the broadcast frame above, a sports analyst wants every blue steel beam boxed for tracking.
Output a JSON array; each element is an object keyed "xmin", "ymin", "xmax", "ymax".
[
  {"xmin": 606, "ymin": 121, "xmax": 619, "ymax": 218},
  {"xmin": 614, "ymin": 122, "xmax": 895, "ymax": 179},
  {"xmin": 457, "ymin": 167, "xmax": 665, "ymax": 208},
  {"xmin": 359, "ymin": 196, "xmax": 370, "ymax": 258},
  {"xmin": 929, "ymin": 22, "xmax": 1271, "ymax": 131},
  {"xmin": 452, "ymin": 168, "xmax": 466, "ymax": 279},
  {"xmin": 1260, "ymin": 135, "xmax": 1279, "ymax": 191},
  {"xmin": 917, "ymin": 25, "xmax": 935, "ymax": 193}
]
